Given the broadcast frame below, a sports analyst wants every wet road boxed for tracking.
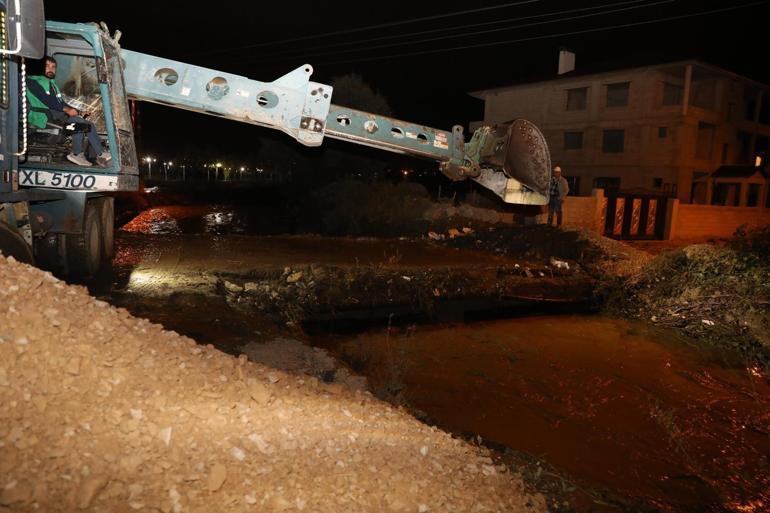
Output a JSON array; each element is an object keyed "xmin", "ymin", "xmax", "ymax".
[{"xmin": 317, "ymin": 316, "xmax": 770, "ymax": 513}]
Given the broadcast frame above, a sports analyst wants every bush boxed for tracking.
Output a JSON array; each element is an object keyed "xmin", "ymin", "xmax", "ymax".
[
  {"xmin": 610, "ymin": 227, "xmax": 770, "ymax": 370},
  {"xmin": 313, "ymin": 180, "xmax": 434, "ymax": 237}
]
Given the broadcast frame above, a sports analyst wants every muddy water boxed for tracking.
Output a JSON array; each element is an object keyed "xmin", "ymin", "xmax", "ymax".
[
  {"xmin": 107, "ymin": 200, "xmax": 770, "ymax": 512},
  {"xmin": 315, "ymin": 316, "xmax": 770, "ymax": 512}
]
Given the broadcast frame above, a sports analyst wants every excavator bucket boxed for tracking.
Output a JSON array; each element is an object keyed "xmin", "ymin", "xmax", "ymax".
[{"xmin": 491, "ymin": 119, "xmax": 552, "ymax": 196}]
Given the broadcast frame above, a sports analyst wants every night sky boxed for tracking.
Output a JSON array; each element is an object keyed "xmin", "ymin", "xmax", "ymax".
[{"xmin": 44, "ymin": 0, "xmax": 770, "ymax": 162}]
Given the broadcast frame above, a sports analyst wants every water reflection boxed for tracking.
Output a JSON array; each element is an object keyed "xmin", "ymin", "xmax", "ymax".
[
  {"xmin": 120, "ymin": 205, "xmax": 270, "ymax": 236},
  {"xmin": 203, "ymin": 210, "xmax": 245, "ymax": 235},
  {"xmin": 317, "ymin": 316, "xmax": 770, "ymax": 512}
]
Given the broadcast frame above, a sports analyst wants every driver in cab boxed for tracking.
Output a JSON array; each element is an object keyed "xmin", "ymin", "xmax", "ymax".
[{"xmin": 26, "ymin": 56, "xmax": 112, "ymax": 167}]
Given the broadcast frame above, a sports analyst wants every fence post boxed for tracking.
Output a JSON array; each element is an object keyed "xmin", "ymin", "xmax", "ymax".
[
  {"xmin": 664, "ymin": 198, "xmax": 680, "ymax": 240},
  {"xmin": 591, "ymin": 188, "xmax": 605, "ymax": 235}
]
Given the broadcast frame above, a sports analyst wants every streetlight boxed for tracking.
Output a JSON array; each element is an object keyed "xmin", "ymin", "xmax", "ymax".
[
  {"xmin": 144, "ymin": 156, "xmax": 156, "ymax": 177},
  {"xmin": 163, "ymin": 161, "xmax": 173, "ymax": 181}
]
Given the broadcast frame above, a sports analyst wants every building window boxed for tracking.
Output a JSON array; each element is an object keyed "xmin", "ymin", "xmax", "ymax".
[
  {"xmin": 691, "ymin": 172, "xmax": 708, "ymax": 204},
  {"xmin": 747, "ymin": 184, "xmax": 761, "ymax": 207},
  {"xmin": 658, "ymin": 127, "xmax": 668, "ymax": 138},
  {"xmin": 564, "ymin": 131, "xmax": 583, "ymax": 150},
  {"xmin": 743, "ymin": 85, "xmax": 770, "ymax": 123},
  {"xmin": 593, "ymin": 177, "xmax": 620, "ymax": 192},
  {"xmin": 760, "ymin": 99, "xmax": 770, "ymax": 125},
  {"xmin": 602, "ymin": 129, "xmax": 625, "ymax": 153},
  {"xmin": 695, "ymin": 122, "xmax": 715, "ymax": 160},
  {"xmin": 653, "ymin": 178, "xmax": 663, "ymax": 188},
  {"xmin": 690, "ymin": 80, "xmax": 716, "ymax": 110},
  {"xmin": 711, "ymin": 183, "xmax": 741, "ymax": 206},
  {"xmin": 737, "ymin": 131, "xmax": 752, "ymax": 163},
  {"xmin": 745, "ymin": 86, "xmax": 759, "ymax": 121},
  {"xmin": 757, "ymin": 135, "xmax": 770, "ymax": 155},
  {"xmin": 606, "ymin": 82, "xmax": 630, "ymax": 107},
  {"xmin": 662, "ymin": 82, "xmax": 683, "ymax": 106},
  {"xmin": 566, "ymin": 87, "xmax": 588, "ymax": 111}
]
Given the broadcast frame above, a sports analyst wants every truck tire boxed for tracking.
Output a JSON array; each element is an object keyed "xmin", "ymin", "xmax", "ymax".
[
  {"xmin": 0, "ymin": 221, "xmax": 34, "ymax": 265},
  {"xmin": 94, "ymin": 197, "xmax": 115, "ymax": 260},
  {"xmin": 66, "ymin": 202, "xmax": 102, "ymax": 279}
]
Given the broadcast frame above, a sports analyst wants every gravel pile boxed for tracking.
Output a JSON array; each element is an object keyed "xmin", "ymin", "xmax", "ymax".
[{"xmin": 0, "ymin": 255, "xmax": 546, "ymax": 512}]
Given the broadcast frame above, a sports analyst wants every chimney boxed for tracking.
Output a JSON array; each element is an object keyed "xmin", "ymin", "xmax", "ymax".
[{"xmin": 558, "ymin": 49, "xmax": 575, "ymax": 75}]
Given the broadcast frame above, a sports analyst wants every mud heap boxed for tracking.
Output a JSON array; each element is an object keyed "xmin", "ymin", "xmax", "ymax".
[{"xmin": 0, "ymin": 255, "xmax": 545, "ymax": 512}]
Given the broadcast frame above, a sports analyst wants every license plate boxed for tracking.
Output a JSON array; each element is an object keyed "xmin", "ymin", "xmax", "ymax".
[{"xmin": 19, "ymin": 169, "xmax": 119, "ymax": 190}]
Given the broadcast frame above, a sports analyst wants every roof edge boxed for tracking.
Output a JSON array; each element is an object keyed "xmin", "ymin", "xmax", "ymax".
[{"xmin": 468, "ymin": 59, "xmax": 770, "ymax": 99}]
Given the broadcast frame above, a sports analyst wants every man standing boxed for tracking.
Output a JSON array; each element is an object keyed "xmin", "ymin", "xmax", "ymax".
[
  {"xmin": 26, "ymin": 56, "xmax": 111, "ymax": 167},
  {"xmin": 547, "ymin": 165, "xmax": 570, "ymax": 227}
]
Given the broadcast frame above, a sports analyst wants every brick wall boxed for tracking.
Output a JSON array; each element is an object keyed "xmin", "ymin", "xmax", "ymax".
[
  {"xmin": 669, "ymin": 203, "xmax": 770, "ymax": 239},
  {"xmin": 535, "ymin": 189, "xmax": 606, "ymax": 233}
]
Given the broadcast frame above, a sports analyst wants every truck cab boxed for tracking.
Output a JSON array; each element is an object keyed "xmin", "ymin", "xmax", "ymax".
[
  {"xmin": 22, "ymin": 21, "xmax": 138, "ymax": 186},
  {"xmin": 1, "ymin": 5, "xmax": 139, "ymax": 277}
]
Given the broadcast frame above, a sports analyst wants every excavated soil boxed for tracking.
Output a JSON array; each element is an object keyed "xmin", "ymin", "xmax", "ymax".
[{"xmin": 0, "ymin": 255, "xmax": 547, "ymax": 513}]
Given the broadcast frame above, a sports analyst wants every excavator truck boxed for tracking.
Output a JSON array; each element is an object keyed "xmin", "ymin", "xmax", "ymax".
[{"xmin": 0, "ymin": 0, "xmax": 552, "ymax": 278}]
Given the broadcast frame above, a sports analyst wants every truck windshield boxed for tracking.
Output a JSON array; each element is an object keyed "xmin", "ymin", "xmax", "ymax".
[{"xmin": 102, "ymin": 34, "xmax": 138, "ymax": 172}]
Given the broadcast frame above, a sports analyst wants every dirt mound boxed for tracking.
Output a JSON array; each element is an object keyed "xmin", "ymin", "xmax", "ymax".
[
  {"xmin": 0, "ymin": 255, "xmax": 546, "ymax": 512},
  {"xmin": 218, "ymin": 261, "xmax": 593, "ymax": 327},
  {"xmin": 442, "ymin": 225, "xmax": 650, "ymax": 279}
]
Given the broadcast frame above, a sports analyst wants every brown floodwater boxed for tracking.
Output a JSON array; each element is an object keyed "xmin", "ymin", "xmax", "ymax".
[
  {"xmin": 315, "ymin": 316, "xmax": 770, "ymax": 513},
  {"xmin": 107, "ymin": 201, "xmax": 770, "ymax": 511}
]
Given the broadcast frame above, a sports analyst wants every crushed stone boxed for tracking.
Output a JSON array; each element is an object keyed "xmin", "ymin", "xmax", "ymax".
[{"xmin": 0, "ymin": 255, "xmax": 546, "ymax": 512}]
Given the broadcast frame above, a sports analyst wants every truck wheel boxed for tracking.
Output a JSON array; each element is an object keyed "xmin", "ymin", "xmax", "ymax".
[
  {"xmin": 34, "ymin": 234, "xmax": 62, "ymax": 273},
  {"xmin": 94, "ymin": 197, "xmax": 115, "ymax": 260},
  {"xmin": 0, "ymin": 221, "xmax": 34, "ymax": 265},
  {"xmin": 66, "ymin": 202, "xmax": 102, "ymax": 278}
]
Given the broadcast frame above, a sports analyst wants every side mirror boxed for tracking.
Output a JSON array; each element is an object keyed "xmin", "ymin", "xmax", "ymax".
[{"xmin": 4, "ymin": 0, "xmax": 46, "ymax": 59}]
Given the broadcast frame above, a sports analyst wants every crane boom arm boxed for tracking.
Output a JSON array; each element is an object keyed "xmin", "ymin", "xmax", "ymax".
[{"xmin": 121, "ymin": 49, "xmax": 550, "ymax": 205}]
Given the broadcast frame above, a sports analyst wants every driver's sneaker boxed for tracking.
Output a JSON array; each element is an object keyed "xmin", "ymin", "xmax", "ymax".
[
  {"xmin": 66, "ymin": 153, "xmax": 92, "ymax": 167},
  {"xmin": 98, "ymin": 151, "xmax": 112, "ymax": 163}
]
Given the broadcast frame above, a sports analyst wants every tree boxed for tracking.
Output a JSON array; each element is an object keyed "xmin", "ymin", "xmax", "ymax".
[
  {"xmin": 320, "ymin": 74, "xmax": 394, "ymax": 180},
  {"xmin": 330, "ymin": 73, "xmax": 393, "ymax": 117}
]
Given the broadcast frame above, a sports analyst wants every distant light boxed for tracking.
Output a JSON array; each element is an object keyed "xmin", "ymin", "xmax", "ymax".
[
  {"xmin": 168, "ymin": 161, "xmax": 173, "ymax": 166},
  {"xmin": 216, "ymin": 163, "xmax": 222, "ymax": 168},
  {"xmin": 240, "ymin": 167, "xmax": 245, "ymax": 172},
  {"xmin": 755, "ymin": 155, "xmax": 763, "ymax": 167}
]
